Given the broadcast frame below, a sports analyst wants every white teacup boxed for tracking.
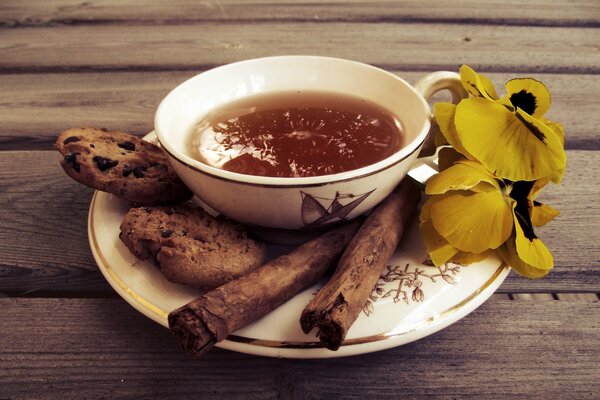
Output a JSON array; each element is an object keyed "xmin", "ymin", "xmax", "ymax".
[{"xmin": 155, "ymin": 56, "xmax": 466, "ymax": 230}]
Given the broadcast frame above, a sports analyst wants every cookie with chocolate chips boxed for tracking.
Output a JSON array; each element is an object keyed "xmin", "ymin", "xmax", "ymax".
[
  {"xmin": 55, "ymin": 127, "xmax": 192, "ymax": 204},
  {"xmin": 119, "ymin": 204, "xmax": 267, "ymax": 291}
]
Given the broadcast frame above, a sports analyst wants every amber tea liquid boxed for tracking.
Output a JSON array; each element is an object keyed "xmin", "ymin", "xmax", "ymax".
[{"xmin": 186, "ymin": 91, "xmax": 405, "ymax": 178}]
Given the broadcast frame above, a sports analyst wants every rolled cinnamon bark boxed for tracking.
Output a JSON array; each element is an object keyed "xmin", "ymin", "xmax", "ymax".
[
  {"xmin": 300, "ymin": 179, "xmax": 421, "ymax": 350},
  {"xmin": 168, "ymin": 221, "xmax": 360, "ymax": 358}
]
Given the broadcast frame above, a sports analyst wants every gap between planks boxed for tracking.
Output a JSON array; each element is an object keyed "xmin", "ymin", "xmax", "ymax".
[
  {"xmin": 2, "ymin": 64, "xmax": 600, "ymax": 76},
  {"xmin": 493, "ymin": 293, "xmax": 600, "ymax": 301},
  {"xmin": 3, "ymin": 16, "xmax": 600, "ymax": 29}
]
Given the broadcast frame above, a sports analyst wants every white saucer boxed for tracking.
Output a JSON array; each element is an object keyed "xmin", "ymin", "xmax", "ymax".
[{"xmin": 88, "ymin": 189, "xmax": 508, "ymax": 358}]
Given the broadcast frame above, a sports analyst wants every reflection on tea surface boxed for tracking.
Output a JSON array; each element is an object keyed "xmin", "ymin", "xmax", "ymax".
[{"xmin": 187, "ymin": 90, "xmax": 404, "ymax": 177}]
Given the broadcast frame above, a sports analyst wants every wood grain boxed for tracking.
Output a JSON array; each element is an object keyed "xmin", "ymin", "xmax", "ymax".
[
  {"xmin": 0, "ymin": 71, "xmax": 598, "ymax": 151},
  {"xmin": 0, "ymin": 22, "xmax": 598, "ymax": 74},
  {"xmin": 0, "ymin": 298, "xmax": 598, "ymax": 399},
  {"xmin": 0, "ymin": 150, "xmax": 598, "ymax": 295},
  {"xmin": 0, "ymin": 151, "xmax": 109, "ymax": 295},
  {"xmin": 2, "ymin": 0, "xmax": 599, "ymax": 27}
]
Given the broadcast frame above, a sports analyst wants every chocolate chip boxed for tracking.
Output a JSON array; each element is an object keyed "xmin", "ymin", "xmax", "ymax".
[
  {"xmin": 100, "ymin": 127, "xmax": 108, "ymax": 132},
  {"xmin": 118, "ymin": 141, "xmax": 136, "ymax": 151},
  {"xmin": 90, "ymin": 143, "xmax": 95, "ymax": 148},
  {"xmin": 144, "ymin": 207, "xmax": 152, "ymax": 213},
  {"xmin": 123, "ymin": 164, "xmax": 146, "ymax": 178},
  {"xmin": 161, "ymin": 229, "xmax": 173, "ymax": 238},
  {"xmin": 93, "ymin": 156, "xmax": 118, "ymax": 171},
  {"xmin": 64, "ymin": 152, "xmax": 81, "ymax": 172},
  {"xmin": 63, "ymin": 136, "xmax": 81, "ymax": 144},
  {"xmin": 123, "ymin": 165, "xmax": 133, "ymax": 177},
  {"xmin": 150, "ymin": 162, "xmax": 168, "ymax": 171},
  {"xmin": 133, "ymin": 165, "xmax": 146, "ymax": 178}
]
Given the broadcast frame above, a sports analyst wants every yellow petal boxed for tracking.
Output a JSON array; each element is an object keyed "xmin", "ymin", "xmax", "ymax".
[
  {"xmin": 459, "ymin": 65, "xmax": 498, "ymax": 100},
  {"xmin": 430, "ymin": 190, "xmax": 513, "ymax": 253},
  {"xmin": 529, "ymin": 178, "xmax": 549, "ymax": 200},
  {"xmin": 451, "ymin": 249, "xmax": 490, "ymax": 265},
  {"xmin": 432, "ymin": 121, "xmax": 449, "ymax": 148},
  {"xmin": 542, "ymin": 119, "xmax": 566, "ymax": 180},
  {"xmin": 512, "ymin": 205, "xmax": 554, "ymax": 270},
  {"xmin": 526, "ymin": 178, "xmax": 560, "ymax": 226},
  {"xmin": 434, "ymin": 102, "xmax": 474, "ymax": 160},
  {"xmin": 504, "ymin": 78, "xmax": 551, "ymax": 118},
  {"xmin": 455, "ymin": 98, "xmax": 566, "ymax": 183},
  {"xmin": 419, "ymin": 197, "xmax": 434, "ymax": 222},
  {"xmin": 531, "ymin": 203, "xmax": 560, "ymax": 227},
  {"xmin": 420, "ymin": 221, "xmax": 459, "ymax": 266},
  {"xmin": 515, "ymin": 109, "xmax": 566, "ymax": 183},
  {"xmin": 496, "ymin": 241, "xmax": 551, "ymax": 278},
  {"xmin": 426, "ymin": 160, "xmax": 499, "ymax": 195},
  {"xmin": 544, "ymin": 119, "xmax": 565, "ymax": 146}
]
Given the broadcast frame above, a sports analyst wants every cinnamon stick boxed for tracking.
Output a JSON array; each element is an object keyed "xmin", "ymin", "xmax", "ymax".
[
  {"xmin": 168, "ymin": 221, "xmax": 360, "ymax": 358},
  {"xmin": 300, "ymin": 179, "xmax": 421, "ymax": 350}
]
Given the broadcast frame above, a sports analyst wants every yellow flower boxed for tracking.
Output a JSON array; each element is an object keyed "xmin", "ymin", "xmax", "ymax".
[
  {"xmin": 460, "ymin": 64, "xmax": 498, "ymax": 100},
  {"xmin": 420, "ymin": 161, "xmax": 512, "ymax": 265},
  {"xmin": 435, "ymin": 65, "xmax": 566, "ymax": 184},
  {"xmin": 419, "ymin": 161, "xmax": 558, "ymax": 278},
  {"xmin": 497, "ymin": 180, "xmax": 559, "ymax": 278}
]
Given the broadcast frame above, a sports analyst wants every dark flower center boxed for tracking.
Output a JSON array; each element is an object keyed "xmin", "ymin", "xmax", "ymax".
[
  {"xmin": 509, "ymin": 180, "xmax": 537, "ymax": 241},
  {"xmin": 510, "ymin": 90, "xmax": 537, "ymax": 115}
]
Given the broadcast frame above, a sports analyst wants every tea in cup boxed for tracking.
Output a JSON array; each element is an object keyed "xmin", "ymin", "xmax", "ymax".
[{"xmin": 155, "ymin": 56, "xmax": 466, "ymax": 230}]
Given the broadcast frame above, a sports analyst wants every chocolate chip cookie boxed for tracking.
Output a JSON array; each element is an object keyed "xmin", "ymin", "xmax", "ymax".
[
  {"xmin": 119, "ymin": 204, "xmax": 267, "ymax": 291},
  {"xmin": 55, "ymin": 127, "xmax": 192, "ymax": 204}
]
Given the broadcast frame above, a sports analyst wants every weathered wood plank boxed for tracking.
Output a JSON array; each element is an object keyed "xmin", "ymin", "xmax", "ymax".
[
  {"xmin": 510, "ymin": 293, "xmax": 599, "ymax": 301},
  {"xmin": 1, "ymin": 0, "xmax": 598, "ymax": 27},
  {"xmin": 0, "ymin": 71, "xmax": 597, "ymax": 151},
  {"xmin": 0, "ymin": 22, "xmax": 598, "ymax": 73},
  {"xmin": 0, "ymin": 150, "xmax": 598, "ymax": 294},
  {"xmin": 490, "ymin": 293, "xmax": 511, "ymax": 301},
  {"xmin": 0, "ymin": 71, "xmax": 186, "ymax": 150},
  {"xmin": 0, "ymin": 298, "xmax": 598, "ymax": 399},
  {"xmin": 0, "ymin": 151, "xmax": 108, "ymax": 295}
]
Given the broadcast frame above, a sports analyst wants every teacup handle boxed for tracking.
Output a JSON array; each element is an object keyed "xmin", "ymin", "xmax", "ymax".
[
  {"xmin": 414, "ymin": 71, "xmax": 468, "ymax": 104},
  {"xmin": 413, "ymin": 72, "xmax": 468, "ymax": 159}
]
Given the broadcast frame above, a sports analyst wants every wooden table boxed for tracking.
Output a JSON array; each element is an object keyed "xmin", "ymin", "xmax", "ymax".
[{"xmin": 1, "ymin": 1, "xmax": 599, "ymax": 398}]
